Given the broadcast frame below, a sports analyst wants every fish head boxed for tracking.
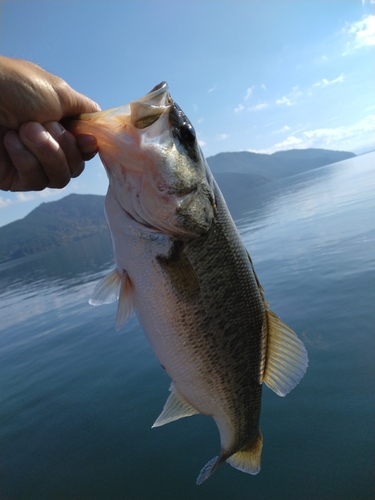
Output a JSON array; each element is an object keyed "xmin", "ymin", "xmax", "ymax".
[{"xmin": 68, "ymin": 82, "xmax": 215, "ymax": 238}]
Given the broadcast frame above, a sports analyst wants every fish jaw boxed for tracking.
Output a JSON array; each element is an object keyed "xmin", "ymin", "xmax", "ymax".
[
  {"xmin": 68, "ymin": 83, "xmax": 216, "ymax": 238},
  {"xmin": 67, "ymin": 82, "xmax": 171, "ymax": 177}
]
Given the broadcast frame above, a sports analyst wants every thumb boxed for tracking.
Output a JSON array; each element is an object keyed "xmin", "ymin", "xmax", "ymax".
[{"xmin": 57, "ymin": 82, "xmax": 101, "ymax": 119}]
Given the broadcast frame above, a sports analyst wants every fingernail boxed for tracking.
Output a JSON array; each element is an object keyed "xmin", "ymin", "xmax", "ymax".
[
  {"xmin": 23, "ymin": 122, "xmax": 51, "ymax": 146},
  {"xmin": 23, "ymin": 122, "xmax": 60, "ymax": 152},
  {"xmin": 4, "ymin": 131, "xmax": 24, "ymax": 151},
  {"xmin": 47, "ymin": 121, "xmax": 65, "ymax": 137}
]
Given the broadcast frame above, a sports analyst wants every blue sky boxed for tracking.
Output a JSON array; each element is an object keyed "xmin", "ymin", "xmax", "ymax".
[{"xmin": 0, "ymin": 0, "xmax": 374, "ymax": 227}]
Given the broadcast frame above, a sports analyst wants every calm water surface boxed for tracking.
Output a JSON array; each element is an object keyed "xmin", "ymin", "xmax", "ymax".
[{"xmin": 1, "ymin": 153, "xmax": 374, "ymax": 500}]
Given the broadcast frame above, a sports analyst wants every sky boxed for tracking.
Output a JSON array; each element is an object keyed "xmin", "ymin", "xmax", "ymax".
[{"xmin": 0, "ymin": 0, "xmax": 374, "ymax": 227}]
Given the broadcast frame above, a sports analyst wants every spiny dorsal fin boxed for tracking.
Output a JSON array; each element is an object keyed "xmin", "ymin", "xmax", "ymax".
[
  {"xmin": 115, "ymin": 271, "xmax": 134, "ymax": 331},
  {"xmin": 89, "ymin": 268, "xmax": 122, "ymax": 306},
  {"xmin": 246, "ymin": 251, "xmax": 308, "ymax": 396},
  {"xmin": 152, "ymin": 383, "xmax": 199, "ymax": 428},
  {"xmin": 226, "ymin": 430, "xmax": 263, "ymax": 475}
]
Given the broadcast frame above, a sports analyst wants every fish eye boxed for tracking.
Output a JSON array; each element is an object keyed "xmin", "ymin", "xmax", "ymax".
[{"xmin": 179, "ymin": 123, "xmax": 196, "ymax": 144}]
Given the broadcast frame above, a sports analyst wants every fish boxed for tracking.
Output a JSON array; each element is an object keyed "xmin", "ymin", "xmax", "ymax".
[{"xmin": 68, "ymin": 82, "xmax": 308, "ymax": 484}]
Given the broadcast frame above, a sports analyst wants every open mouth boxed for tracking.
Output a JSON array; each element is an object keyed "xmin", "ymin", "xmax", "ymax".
[{"xmin": 131, "ymin": 82, "xmax": 172, "ymax": 129}]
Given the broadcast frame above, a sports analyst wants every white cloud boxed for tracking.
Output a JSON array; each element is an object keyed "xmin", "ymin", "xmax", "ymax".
[
  {"xmin": 197, "ymin": 117, "xmax": 204, "ymax": 124},
  {"xmin": 13, "ymin": 187, "xmax": 65, "ymax": 205},
  {"xmin": 273, "ymin": 125, "xmax": 291, "ymax": 134},
  {"xmin": 244, "ymin": 86, "xmax": 255, "ymax": 100},
  {"xmin": 248, "ymin": 135, "xmax": 303, "ymax": 154},
  {"xmin": 234, "ymin": 103, "xmax": 244, "ymax": 113},
  {"xmin": 198, "ymin": 139, "xmax": 206, "ymax": 147},
  {"xmin": 276, "ymin": 96, "xmax": 292, "ymax": 106},
  {"xmin": 0, "ymin": 197, "xmax": 13, "ymax": 209},
  {"xmin": 314, "ymin": 55, "xmax": 329, "ymax": 65},
  {"xmin": 261, "ymin": 84, "xmax": 267, "ymax": 91},
  {"xmin": 249, "ymin": 102, "xmax": 268, "ymax": 111},
  {"xmin": 302, "ymin": 115, "xmax": 375, "ymax": 149},
  {"xmin": 208, "ymin": 84, "xmax": 219, "ymax": 93},
  {"xmin": 249, "ymin": 115, "xmax": 375, "ymax": 154},
  {"xmin": 343, "ymin": 14, "xmax": 375, "ymax": 54},
  {"xmin": 39, "ymin": 187, "xmax": 62, "ymax": 199},
  {"xmin": 216, "ymin": 133, "xmax": 229, "ymax": 141},
  {"xmin": 276, "ymin": 86, "xmax": 302, "ymax": 106},
  {"xmin": 312, "ymin": 73, "xmax": 345, "ymax": 89},
  {"xmin": 16, "ymin": 192, "xmax": 36, "ymax": 202}
]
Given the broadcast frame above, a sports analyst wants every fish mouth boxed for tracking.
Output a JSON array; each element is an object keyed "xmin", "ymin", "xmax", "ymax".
[
  {"xmin": 69, "ymin": 81, "xmax": 172, "ymax": 131},
  {"xmin": 131, "ymin": 82, "xmax": 172, "ymax": 129}
]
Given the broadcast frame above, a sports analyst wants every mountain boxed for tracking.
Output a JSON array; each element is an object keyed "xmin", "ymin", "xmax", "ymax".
[
  {"xmin": 206, "ymin": 148, "xmax": 355, "ymax": 180},
  {"xmin": 208, "ymin": 148, "xmax": 355, "ymax": 216},
  {"xmin": 0, "ymin": 149, "xmax": 355, "ymax": 264},
  {"xmin": 0, "ymin": 194, "xmax": 108, "ymax": 263}
]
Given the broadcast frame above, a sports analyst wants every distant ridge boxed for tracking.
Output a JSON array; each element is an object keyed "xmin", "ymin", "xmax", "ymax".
[
  {"xmin": 0, "ymin": 194, "xmax": 107, "ymax": 263},
  {"xmin": 0, "ymin": 148, "xmax": 355, "ymax": 264},
  {"xmin": 206, "ymin": 148, "xmax": 355, "ymax": 179},
  {"xmin": 207, "ymin": 148, "xmax": 355, "ymax": 215}
]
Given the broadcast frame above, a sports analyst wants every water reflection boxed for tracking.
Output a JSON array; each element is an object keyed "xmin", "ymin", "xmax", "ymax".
[{"xmin": 0, "ymin": 152, "xmax": 374, "ymax": 500}]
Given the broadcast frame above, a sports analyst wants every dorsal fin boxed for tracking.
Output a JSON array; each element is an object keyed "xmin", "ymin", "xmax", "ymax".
[
  {"xmin": 247, "ymin": 251, "xmax": 308, "ymax": 396},
  {"xmin": 152, "ymin": 383, "xmax": 199, "ymax": 428},
  {"xmin": 89, "ymin": 268, "xmax": 122, "ymax": 305},
  {"xmin": 262, "ymin": 307, "xmax": 308, "ymax": 396}
]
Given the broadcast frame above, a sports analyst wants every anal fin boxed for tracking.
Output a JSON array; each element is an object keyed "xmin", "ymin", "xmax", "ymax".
[{"xmin": 152, "ymin": 383, "xmax": 199, "ymax": 428}]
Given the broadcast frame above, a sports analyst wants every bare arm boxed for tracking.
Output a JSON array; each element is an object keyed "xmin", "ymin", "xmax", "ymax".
[{"xmin": 0, "ymin": 56, "xmax": 100, "ymax": 191}]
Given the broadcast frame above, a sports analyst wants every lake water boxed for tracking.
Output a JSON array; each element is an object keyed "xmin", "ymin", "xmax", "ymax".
[{"xmin": 1, "ymin": 152, "xmax": 374, "ymax": 500}]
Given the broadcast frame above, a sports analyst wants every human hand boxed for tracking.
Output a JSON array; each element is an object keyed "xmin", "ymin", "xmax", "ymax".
[{"xmin": 0, "ymin": 56, "xmax": 101, "ymax": 191}]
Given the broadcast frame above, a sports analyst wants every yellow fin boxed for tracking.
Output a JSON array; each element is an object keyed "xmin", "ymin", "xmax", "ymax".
[
  {"xmin": 246, "ymin": 251, "xmax": 308, "ymax": 396},
  {"xmin": 196, "ymin": 431, "xmax": 263, "ymax": 485},
  {"xmin": 226, "ymin": 431, "xmax": 263, "ymax": 475},
  {"xmin": 262, "ymin": 307, "xmax": 308, "ymax": 396},
  {"xmin": 152, "ymin": 383, "xmax": 199, "ymax": 428},
  {"xmin": 89, "ymin": 268, "xmax": 122, "ymax": 306},
  {"xmin": 115, "ymin": 271, "xmax": 134, "ymax": 331}
]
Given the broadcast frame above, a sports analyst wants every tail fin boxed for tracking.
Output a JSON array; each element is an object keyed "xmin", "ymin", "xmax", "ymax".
[
  {"xmin": 226, "ymin": 431, "xmax": 263, "ymax": 475},
  {"xmin": 196, "ymin": 431, "xmax": 263, "ymax": 484}
]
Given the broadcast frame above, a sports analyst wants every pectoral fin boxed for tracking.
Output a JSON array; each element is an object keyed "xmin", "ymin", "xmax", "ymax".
[
  {"xmin": 89, "ymin": 268, "xmax": 122, "ymax": 305},
  {"xmin": 152, "ymin": 383, "xmax": 199, "ymax": 428},
  {"xmin": 156, "ymin": 241, "xmax": 200, "ymax": 296},
  {"xmin": 115, "ymin": 271, "xmax": 134, "ymax": 331}
]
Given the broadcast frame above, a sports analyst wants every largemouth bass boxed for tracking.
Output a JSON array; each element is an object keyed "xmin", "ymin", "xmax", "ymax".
[{"xmin": 68, "ymin": 82, "xmax": 308, "ymax": 484}]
